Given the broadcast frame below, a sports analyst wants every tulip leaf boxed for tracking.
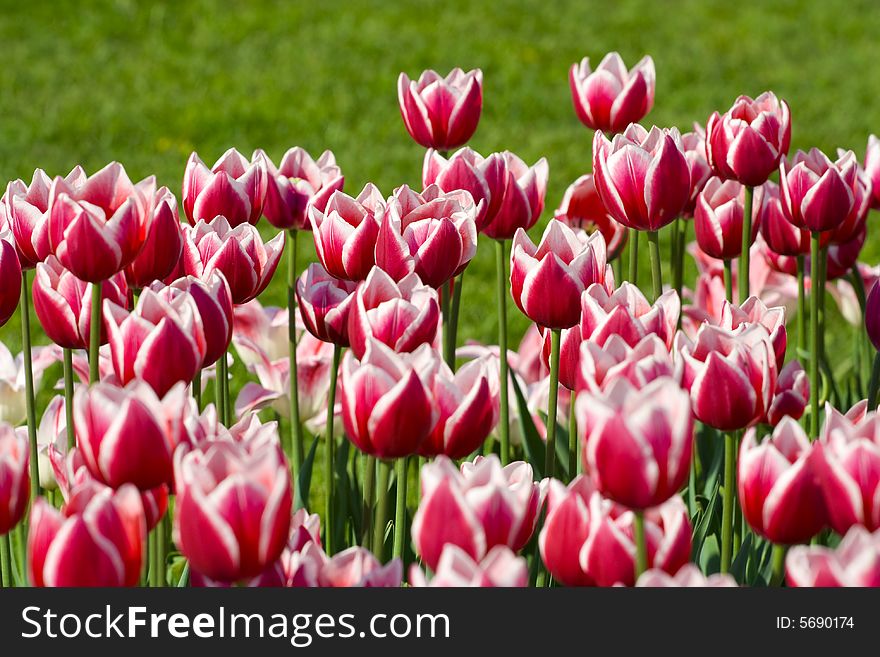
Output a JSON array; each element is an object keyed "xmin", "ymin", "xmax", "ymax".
[
  {"xmin": 177, "ymin": 561, "xmax": 190, "ymax": 588},
  {"xmin": 730, "ymin": 532, "xmax": 753, "ymax": 583},
  {"xmin": 691, "ymin": 478, "xmax": 720, "ymax": 565},
  {"xmin": 333, "ymin": 437, "xmax": 353, "ymax": 543},
  {"xmin": 296, "ymin": 436, "xmax": 320, "ymax": 511},
  {"xmin": 509, "ymin": 370, "xmax": 545, "ymax": 480},
  {"xmin": 548, "ymin": 410, "xmax": 571, "ymax": 482}
]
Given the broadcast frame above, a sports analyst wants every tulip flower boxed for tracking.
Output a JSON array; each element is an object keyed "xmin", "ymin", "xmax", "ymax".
[
  {"xmin": 568, "ymin": 53, "xmax": 655, "ymax": 134},
  {"xmin": 397, "ymin": 68, "xmax": 483, "ymax": 151},
  {"xmin": 706, "ymin": 92, "xmax": 791, "ymax": 187},
  {"xmin": 694, "ymin": 177, "xmax": 760, "ymax": 261},
  {"xmin": 181, "ymin": 215, "xmax": 284, "ymax": 305},
  {"xmin": 28, "ymin": 484, "xmax": 145, "ymax": 586},
  {"xmin": 347, "ymin": 267, "xmax": 440, "ymax": 360},
  {"xmin": 758, "ymin": 181, "xmax": 809, "ymax": 256},
  {"xmin": 636, "ymin": 564, "xmax": 737, "ymax": 587},
  {"xmin": 174, "ymin": 432, "xmax": 292, "ymax": 583},
  {"xmin": 376, "ymin": 185, "xmax": 479, "ymax": 289},
  {"xmin": 411, "ymin": 455, "xmax": 540, "ymax": 571},
  {"xmin": 0, "ymin": 342, "xmax": 55, "ymax": 426},
  {"xmin": 296, "ymin": 263, "xmax": 357, "ymax": 346},
  {"xmin": 47, "ymin": 162, "xmax": 155, "ymax": 283},
  {"xmin": 339, "ymin": 340, "xmax": 436, "ymax": 459},
  {"xmin": 554, "ymin": 174, "xmax": 628, "ymax": 260},
  {"xmin": 233, "ymin": 299, "xmax": 290, "ymax": 364},
  {"xmin": 681, "ymin": 125, "xmax": 712, "ymax": 217},
  {"xmin": 104, "ymin": 288, "xmax": 206, "ymax": 396},
  {"xmin": 718, "ymin": 296, "xmax": 787, "ymax": 367},
  {"xmin": 0, "ymin": 423, "xmax": 29, "ymax": 534},
  {"xmin": 124, "ymin": 187, "xmax": 184, "ymax": 289},
  {"xmin": 786, "ymin": 525, "xmax": 880, "ymax": 587},
  {"xmin": 578, "ymin": 377, "xmax": 693, "ymax": 510},
  {"xmin": 867, "ymin": 134, "xmax": 880, "ymax": 210},
  {"xmin": 580, "ymin": 282, "xmax": 679, "ymax": 348},
  {"xmin": 766, "ymin": 360, "xmax": 809, "ymax": 425},
  {"xmin": 481, "ymin": 152, "xmax": 549, "ymax": 241},
  {"xmin": 254, "ymin": 148, "xmax": 343, "ymax": 230},
  {"xmin": 422, "ymin": 148, "xmax": 505, "ymax": 230},
  {"xmin": 738, "ymin": 418, "xmax": 827, "ymax": 544},
  {"xmin": 0, "ymin": 238, "xmax": 22, "ymax": 327},
  {"xmin": 317, "ymin": 547, "xmax": 403, "ymax": 588},
  {"xmin": 827, "ymin": 150, "xmax": 871, "ymax": 246},
  {"xmin": 182, "ymin": 148, "xmax": 267, "ymax": 226},
  {"xmin": 35, "ymin": 395, "xmax": 67, "ymax": 490},
  {"xmin": 779, "ymin": 148, "xmax": 859, "ymax": 234},
  {"xmin": 409, "ymin": 545, "xmax": 528, "ymax": 587},
  {"xmin": 32, "ymin": 256, "xmax": 128, "ymax": 349},
  {"xmin": 576, "ymin": 333, "xmax": 678, "ymax": 395}
]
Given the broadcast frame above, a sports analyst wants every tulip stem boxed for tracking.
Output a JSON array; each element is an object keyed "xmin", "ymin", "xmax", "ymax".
[
  {"xmin": 214, "ymin": 359, "xmax": 225, "ymax": 424},
  {"xmin": 627, "ymin": 228, "xmax": 639, "ymax": 287},
  {"xmin": 151, "ymin": 519, "xmax": 166, "ymax": 587},
  {"xmin": 797, "ymin": 255, "xmax": 807, "ymax": 356},
  {"xmin": 545, "ymin": 329, "xmax": 561, "ymax": 479},
  {"xmin": 393, "ymin": 457, "xmax": 408, "ymax": 562},
  {"xmin": 646, "ymin": 230, "xmax": 662, "ymax": 302},
  {"xmin": 739, "ymin": 185, "xmax": 753, "ymax": 304},
  {"xmin": 495, "ymin": 239, "xmax": 510, "ymax": 465},
  {"xmin": 373, "ymin": 460, "xmax": 391, "ymax": 559},
  {"xmin": 770, "ymin": 544, "xmax": 787, "ymax": 587},
  {"xmin": 0, "ymin": 533, "xmax": 11, "ymax": 587},
  {"xmin": 287, "ymin": 229, "xmax": 305, "ymax": 487},
  {"xmin": 21, "ymin": 272, "xmax": 39, "ymax": 503},
  {"xmin": 723, "ymin": 259, "xmax": 733, "ymax": 302},
  {"xmin": 673, "ymin": 218, "xmax": 686, "ymax": 329},
  {"xmin": 720, "ymin": 432, "xmax": 738, "ymax": 574},
  {"xmin": 193, "ymin": 370, "xmax": 202, "ymax": 410},
  {"xmin": 633, "ymin": 511, "xmax": 647, "ymax": 581},
  {"xmin": 62, "ymin": 347, "xmax": 75, "ymax": 450},
  {"xmin": 868, "ymin": 352, "xmax": 880, "ymax": 409},
  {"xmin": 362, "ymin": 455, "xmax": 376, "ymax": 548},
  {"xmin": 450, "ymin": 272, "xmax": 464, "ymax": 367},
  {"xmin": 568, "ymin": 390, "xmax": 577, "ymax": 479},
  {"xmin": 324, "ymin": 344, "xmax": 342, "ymax": 555},
  {"xmin": 441, "ymin": 280, "xmax": 453, "ymax": 368},
  {"xmin": 88, "ymin": 281, "xmax": 102, "ymax": 385},
  {"xmin": 810, "ymin": 232, "xmax": 821, "ymax": 438}
]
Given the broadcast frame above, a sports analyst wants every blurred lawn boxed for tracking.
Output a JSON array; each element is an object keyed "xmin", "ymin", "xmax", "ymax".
[{"xmin": 1, "ymin": 0, "xmax": 879, "ymax": 364}]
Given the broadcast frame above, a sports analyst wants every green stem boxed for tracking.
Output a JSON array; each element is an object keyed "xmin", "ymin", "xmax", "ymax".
[
  {"xmin": 568, "ymin": 390, "xmax": 577, "ymax": 480},
  {"xmin": 721, "ymin": 432, "xmax": 738, "ymax": 573},
  {"xmin": 214, "ymin": 358, "xmax": 225, "ymax": 425},
  {"xmin": 324, "ymin": 344, "xmax": 342, "ymax": 555},
  {"xmin": 673, "ymin": 218, "xmax": 685, "ymax": 330},
  {"xmin": 724, "ymin": 259, "xmax": 733, "ymax": 302},
  {"xmin": 770, "ymin": 544, "xmax": 787, "ymax": 587},
  {"xmin": 633, "ymin": 511, "xmax": 647, "ymax": 581},
  {"xmin": 818, "ymin": 245, "xmax": 828, "ymax": 370},
  {"xmin": 193, "ymin": 370, "xmax": 202, "ymax": 410},
  {"xmin": 21, "ymin": 272, "xmax": 39, "ymax": 502},
  {"xmin": 449, "ymin": 272, "xmax": 464, "ymax": 369},
  {"xmin": 152, "ymin": 517, "xmax": 166, "ymax": 587},
  {"xmin": 495, "ymin": 239, "xmax": 510, "ymax": 465},
  {"xmin": 393, "ymin": 457, "xmax": 408, "ymax": 561},
  {"xmin": 88, "ymin": 281, "xmax": 101, "ymax": 384},
  {"xmin": 373, "ymin": 460, "xmax": 391, "ymax": 559},
  {"xmin": 0, "ymin": 533, "xmax": 10, "ymax": 587},
  {"xmin": 797, "ymin": 255, "xmax": 807, "ymax": 355},
  {"xmin": 628, "ymin": 228, "xmax": 639, "ymax": 287},
  {"xmin": 810, "ymin": 232, "xmax": 821, "ymax": 438},
  {"xmin": 739, "ymin": 185, "xmax": 753, "ymax": 304},
  {"xmin": 62, "ymin": 347, "xmax": 75, "ymax": 450},
  {"xmin": 868, "ymin": 352, "xmax": 880, "ymax": 409},
  {"xmin": 441, "ymin": 280, "xmax": 453, "ymax": 368},
  {"xmin": 545, "ymin": 329, "xmax": 561, "ymax": 479},
  {"xmin": 287, "ymin": 229, "xmax": 305, "ymax": 485},
  {"xmin": 362, "ymin": 455, "xmax": 376, "ymax": 548},
  {"xmin": 147, "ymin": 531, "xmax": 156, "ymax": 587},
  {"xmin": 646, "ymin": 230, "xmax": 662, "ymax": 302}
]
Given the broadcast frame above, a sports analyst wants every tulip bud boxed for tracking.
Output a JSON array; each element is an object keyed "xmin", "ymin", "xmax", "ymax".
[
  {"xmin": 409, "ymin": 545, "xmax": 528, "ymax": 587},
  {"xmin": 718, "ymin": 296, "xmax": 787, "ymax": 367},
  {"xmin": 757, "ymin": 181, "xmax": 809, "ymax": 257},
  {"xmin": 766, "ymin": 360, "xmax": 809, "ymax": 426},
  {"xmin": 786, "ymin": 525, "xmax": 880, "ymax": 587},
  {"xmin": 182, "ymin": 148, "xmax": 267, "ymax": 226},
  {"xmin": 681, "ymin": 125, "xmax": 712, "ymax": 217},
  {"xmin": 0, "ymin": 423, "xmax": 29, "ymax": 534},
  {"xmin": 780, "ymin": 148, "xmax": 859, "ymax": 233},
  {"xmin": 827, "ymin": 149, "xmax": 871, "ymax": 246},
  {"xmin": 0, "ymin": 238, "xmax": 22, "ymax": 327},
  {"xmin": 398, "ymin": 68, "xmax": 483, "ymax": 151},
  {"xmin": 296, "ymin": 263, "xmax": 357, "ymax": 347},
  {"xmin": 422, "ymin": 148, "xmax": 506, "ymax": 231},
  {"xmin": 577, "ymin": 333, "xmax": 678, "ymax": 395},
  {"xmin": 124, "ymin": 187, "xmax": 184, "ymax": 289},
  {"xmin": 694, "ymin": 177, "xmax": 760, "ymax": 260},
  {"xmin": 580, "ymin": 282, "xmax": 679, "ymax": 348},
  {"xmin": 554, "ymin": 174, "xmax": 628, "ymax": 260},
  {"xmin": 481, "ymin": 152, "xmax": 549, "ymax": 241},
  {"xmin": 568, "ymin": 53, "xmax": 655, "ymax": 134},
  {"xmin": 637, "ymin": 564, "xmax": 737, "ymax": 587}
]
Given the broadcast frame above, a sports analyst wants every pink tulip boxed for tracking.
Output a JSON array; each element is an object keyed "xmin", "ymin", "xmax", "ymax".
[
  {"xmin": 568, "ymin": 53, "xmax": 655, "ymax": 134},
  {"xmin": 580, "ymin": 282, "xmax": 679, "ymax": 348},
  {"xmin": 409, "ymin": 545, "xmax": 528, "ymax": 587},
  {"xmin": 309, "ymin": 184, "xmax": 385, "ymax": 281},
  {"xmin": 0, "ymin": 423, "xmax": 29, "ymax": 534},
  {"xmin": 681, "ymin": 125, "xmax": 712, "ymax": 217},
  {"xmin": 174, "ymin": 430, "xmax": 292, "ymax": 583},
  {"xmin": 786, "ymin": 525, "xmax": 880, "ymax": 587},
  {"xmin": 827, "ymin": 149, "xmax": 872, "ymax": 246},
  {"xmin": 0, "ymin": 237, "xmax": 22, "ymax": 327},
  {"xmin": 738, "ymin": 418, "xmax": 826, "ymax": 544},
  {"xmin": 233, "ymin": 299, "xmax": 290, "ymax": 364},
  {"xmin": 706, "ymin": 92, "xmax": 791, "ymax": 186},
  {"xmin": 481, "ymin": 152, "xmax": 549, "ymax": 241},
  {"xmin": 36, "ymin": 395, "xmax": 68, "ymax": 490},
  {"xmin": 181, "ymin": 215, "xmax": 284, "ymax": 305},
  {"xmin": 412, "ymin": 455, "xmax": 540, "ymax": 571},
  {"xmin": 693, "ymin": 177, "xmax": 760, "ymax": 260},
  {"xmin": 318, "ymin": 547, "xmax": 402, "ymax": 588},
  {"xmin": 124, "ymin": 187, "xmax": 184, "ymax": 289},
  {"xmin": 540, "ymin": 475, "xmax": 691, "ymax": 587},
  {"xmin": 676, "ymin": 323, "xmax": 777, "ymax": 431},
  {"xmin": 254, "ymin": 148, "xmax": 343, "ymax": 230},
  {"xmin": 555, "ymin": 174, "xmax": 628, "ymax": 260},
  {"xmin": 757, "ymin": 181, "xmax": 809, "ymax": 256},
  {"xmin": 766, "ymin": 360, "xmax": 809, "ymax": 425},
  {"xmin": 32, "ymin": 256, "xmax": 128, "ymax": 349},
  {"xmin": 779, "ymin": 148, "xmax": 859, "ymax": 233},
  {"xmin": 296, "ymin": 263, "xmax": 357, "ymax": 346},
  {"xmin": 593, "ymin": 124, "xmax": 690, "ymax": 232},
  {"xmin": 0, "ymin": 343, "xmax": 57, "ymax": 426},
  {"xmin": 577, "ymin": 333, "xmax": 678, "ymax": 395},
  {"xmin": 636, "ymin": 564, "xmax": 737, "ymax": 587},
  {"xmin": 718, "ymin": 296, "xmax": 787, "ymax": 367},
  {"xmin": 104, "ymin": 289, "xmax": 206, "ymax": 396},
  {"xmin": 867, "ymin": 134, "xmax": 880, "ymax": 210},
  {"xmin": 347, "ymin": 267, "xmax": 440, "ymax": 360},
  {"xmin": 28, "ymin": 485, "xmax": 145, "ymax": 587},
  {"xmin": 47, "ymin": 162, "xmax": 155, "ymax": 282},
  {"xmin": 377, "ymin": 185, "xmax": 479, "ymax": 288},
  {"xmin": 422, "ymin": 148, "xmax": 506, "ymax": 231},
  {"xmin": 868, "ymin": 281, "xmax": 880, "ymax": 351},
  {"xmin": 182, "ymin": 148, "xmax": 267, "ymax": 226},
  {"xmin": 397, "ymin": 68, "xmax": 483, "ymax": 151},
  {"xmin": 510, "ymin": 220, "xmax": 609, "ymax": 330},
  {"xmin": 339, "ymin": 340, "xmax": 436, "ymax": 458}
]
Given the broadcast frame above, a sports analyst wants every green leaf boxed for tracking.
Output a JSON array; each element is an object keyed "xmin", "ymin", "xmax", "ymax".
[
  {"xmin": 691, "ymin": 478, "xmax": 720, "ymax": 565},
  {"xmin": 730, "ymin": 532, "xmax": 753, "ymax": 583},
  {"xmin": 296, "ymin": 436, "xmax": 319, "ymax": 511},
  {"xmin": 510, "ymin": 370, "xmax": 545, "ymax": 480},
  {"xmin": 177, "ymin": 561, "xmax": 190, "ymax": 588}
]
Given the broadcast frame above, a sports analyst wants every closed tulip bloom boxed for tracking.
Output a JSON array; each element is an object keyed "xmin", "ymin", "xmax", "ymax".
[
  {"xmin": 682, "ymin": 125, "xmax": 712, "ymax": 216},
  {"xmin": 174, "ymin": 433, "xmax": 292, "ymax": 583},
  {"xmin": 676, "ymin": 323, "xmax": 777, "ymax": 431},
  {"xmin": 593, "ymin": 124, "xmax": 690, "ymax": 231},
  {"xmin": 182, "ymin": 215, "xmax": 283, "ymax": 305},
  {"xmin": 0, "ymin": 238, "xmax": 22, "ymax": 327},
  {"xmin": 481, "ymin": 152, "xmax": 549, "ymax": 240},
  {"xmin": 510, "ymin": 220, "xmax": 609, "ymax": 330},
  {"xmin": 124, "ymin": 187, "xmax": 183, "ymax": 289},
  {"xmin": 867, "ymin": 281, "xmax": 880, "ymax": 351},
  {"xmin": 637, "ymin": 564, "xmax": 737, "ymax": 587},
  {"xmin": 318, "ymin": 547, "xmax": 403, "ymax": 588},
  {"xmin": 409, "ymin": 545, "xmax": 528, "ymax": 587},
  {"xmin": 718, "ymin": 296, "xmax": 787, "ymax": 367},
  {"xmin": 28, "ymin": 485, "xmax": 145, "ymax": 587},
  {"xmin": 377, "ymin": 185, "xmax": 479, "ymax": 288},
  {"xmin": 339, "ymin": 340, "xmax": 436, "ymax": 458},
  {"xmin": 347, "ymin": 267, "xmax": 440, "ymax": 359},
  {"xmin": 412, "ymin": 455, "xmax": 540, "ymax": 571},
  {"xmin": 555, "ymin": 174, "xmax": 628, "ymax": 260},
  {"xmin": 47, "ymin": 162, "xmax": 155, "ymax": 283},
  {"xmin": 254, "ymin": 147, "xmax": 343, "ymax": 230},
  {"xmin": 309, "ymin": 184, "xmax": 385, "ymax": 281},
  {"xmin": 36, "ymin": 396, "xmax": 67, "ymax": 490},
  {"xmin": 182, "ymin": 148, "xmax": 266, "ymax": 226},
  {"xmin": 296, "ymin": 263, "xmax": 357, "ymax": 346},
  {"xmin": 694, "ymin": 177, "xmax": 759, "ymax": 260},
  {"xmin": 827, "ymin": 150, "xmax": 872, "ymax": 246},
  {"xmin": 422, "ymin": 148, "xmax": 506, "ymax": 230},
  {"xmin": 577, "ymin": 333, "xmax": 678, "ymax": 395},
  {"xmin": 0, "ymin": 423, "xmax": 29, "ymax": 534},
  {"xmin": 757, "ymin": 181, "xmax": 809, "ymax": 256},
  {"xmin": 0, "ymin": 343, "xmax": 56, "ymax": 425},
  {"xmin": 32, "ymin": 256, "xmax": 128, "ymax": 349},
  {"xmin": 4, "ymin": 167, "xmax": 85, "ymax": 269},
  {"xmin": 738, "ymin": 418, "xmax": 826, "ymax": 544},
  {"xmin": 398, "ymin": 68, "xmax": 482, "ymax": 151},
  {"xmin": 579, "ymin": 377, "xmax": 693, "ymax": 510},
  {"xmin": 786, "ymin": 525, "xmax": 880, "ymax": 587},
  {"xmin": 706, "ymin": 92, "xmax": 791, "ymax": 186},
  {"xmin": 779, "ymin": 148, "xmax": 859, "ymax": 233},
  {"xmin": 580, "ymin": 282, "xmax": 680, "ymax": 348},
  {"xmin": 867, "ymin": 135, "xmax": 880, "ymax": 210},
  {"xmin": 568, "ymin": 53, "xmax": 655, "ymax": 134},
  {"xmin": 766, "ymin": 360, "xmax": 809, "ymax": 425}
]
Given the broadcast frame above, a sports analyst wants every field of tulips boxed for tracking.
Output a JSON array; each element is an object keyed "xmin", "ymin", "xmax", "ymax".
[{"xmin": 1, "ymin": 3, "xmax": 880, "ymax": 592}]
